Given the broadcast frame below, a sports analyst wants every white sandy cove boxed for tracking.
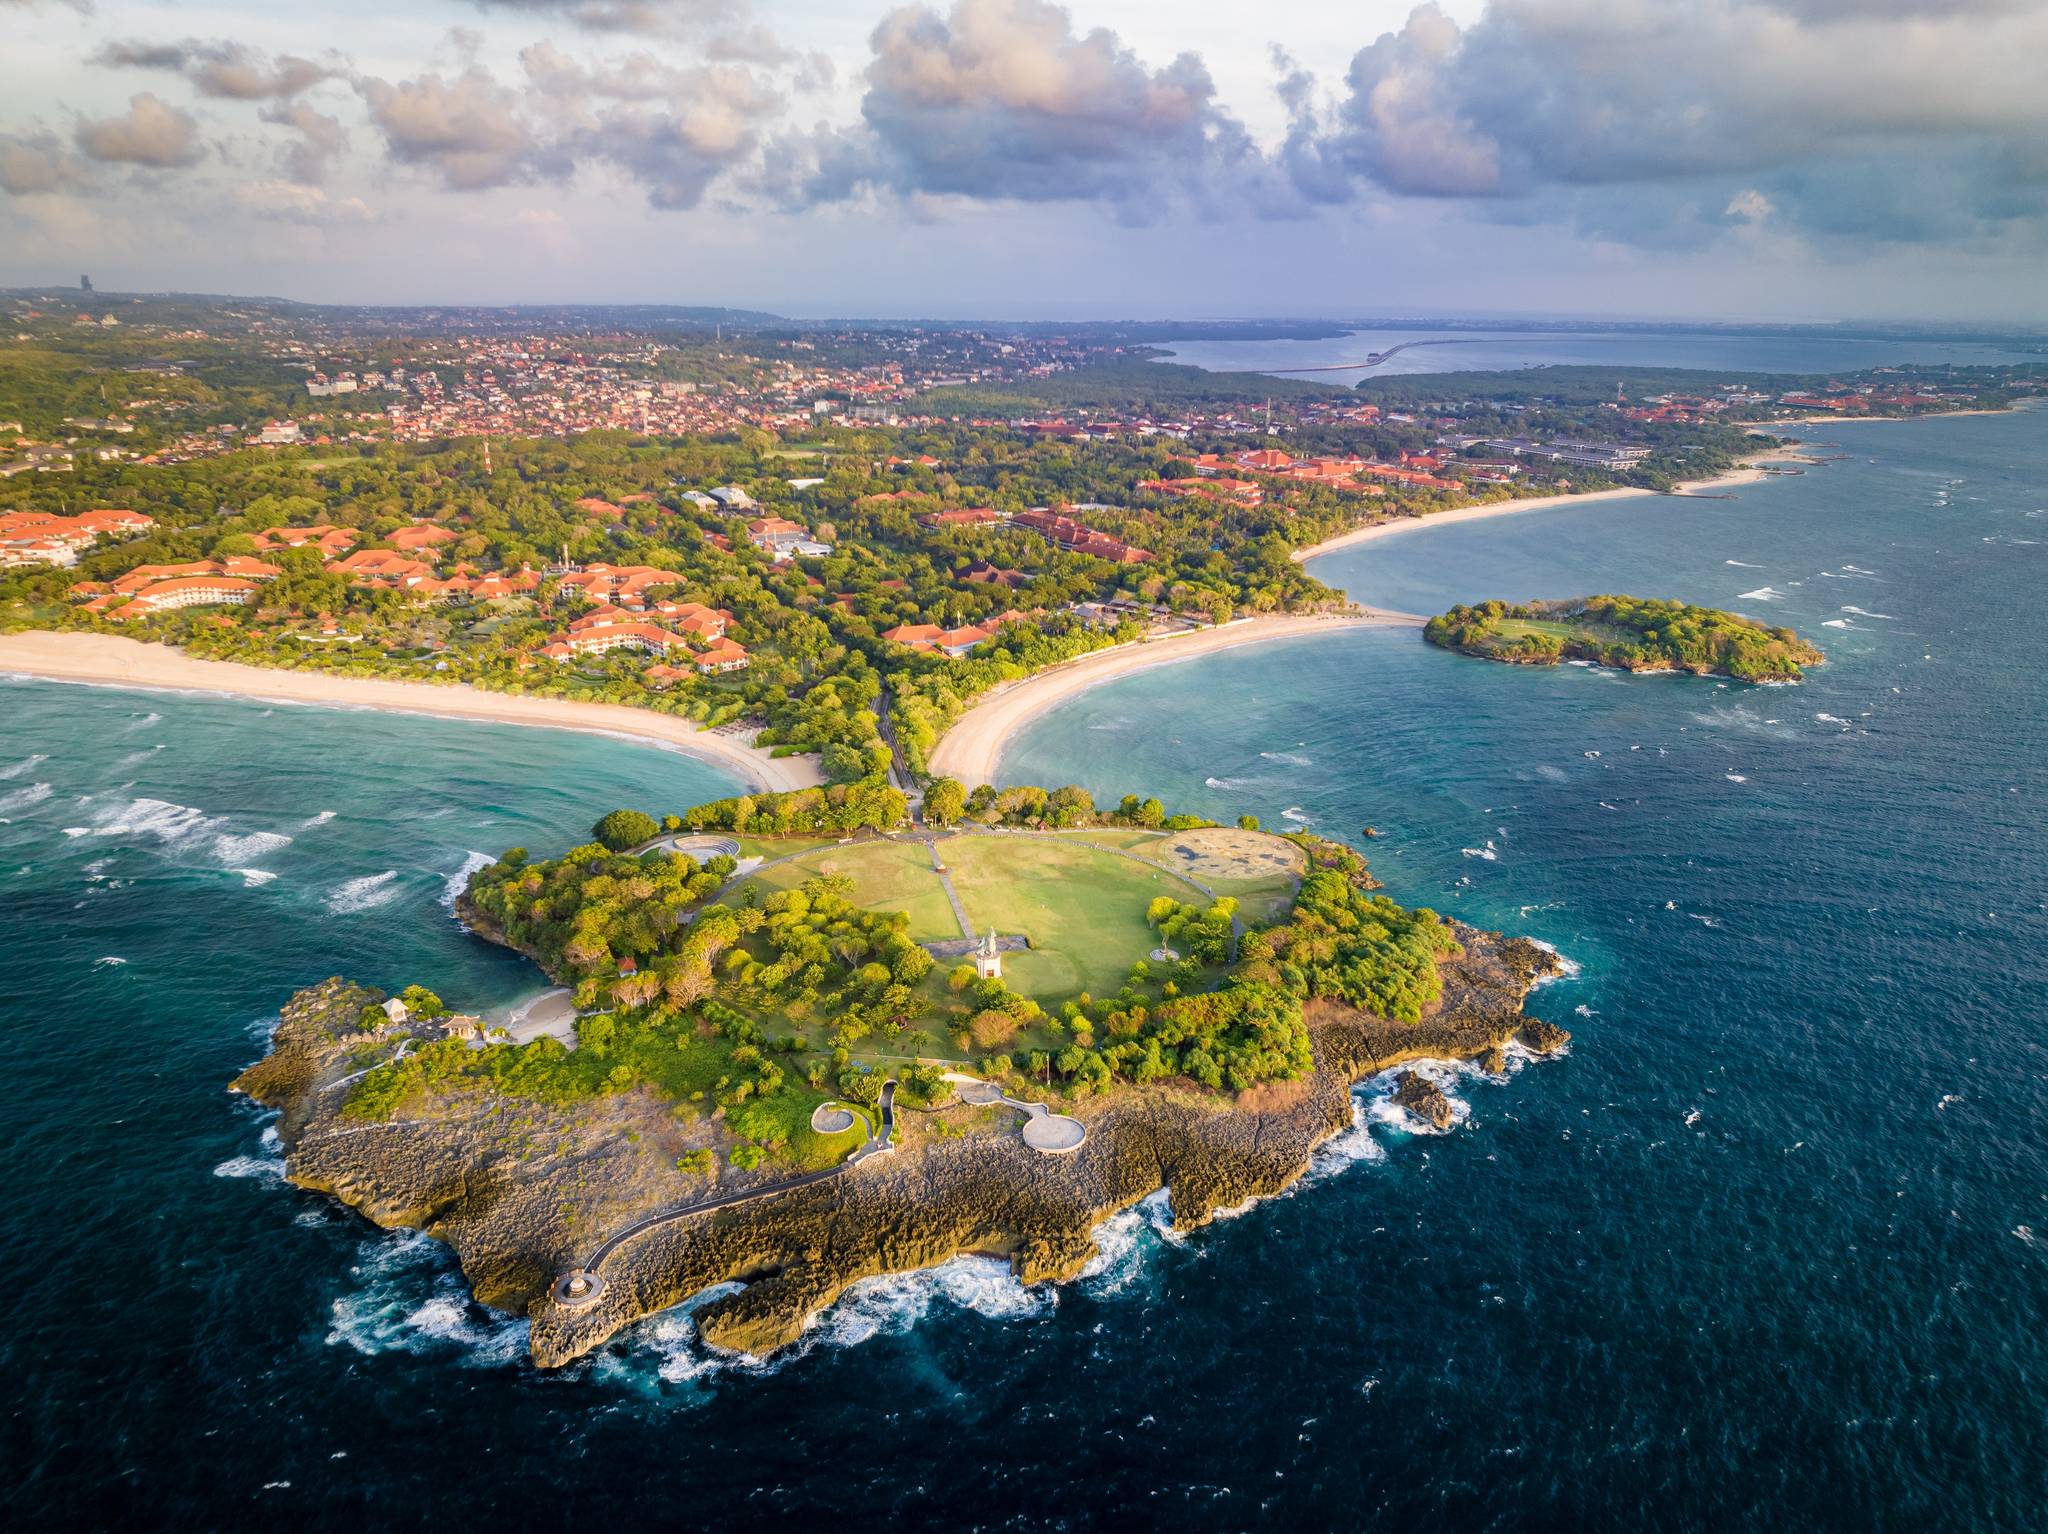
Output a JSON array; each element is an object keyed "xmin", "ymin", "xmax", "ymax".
[
  {"xmin": 925, "ymin": 611, "xmax": 1419, "ymax": 789},
  {"xmin": 930, "ymin": 458, "xmax": 1782, "ymax": 787},
  {"xmin": 0, "ymin": 631, "xmax": 824, "ymax": 793}
]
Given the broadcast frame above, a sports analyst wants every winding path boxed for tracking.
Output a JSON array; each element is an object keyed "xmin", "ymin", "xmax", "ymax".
[{"xmin": 553, "ymin": 1079, "xmax": 898, "ymax": 1308}]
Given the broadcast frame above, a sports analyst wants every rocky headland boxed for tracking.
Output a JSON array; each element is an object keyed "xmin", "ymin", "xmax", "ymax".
[{"xmin": 232, "ymin": 923, "xmax": 1569, "ymax": 1368}]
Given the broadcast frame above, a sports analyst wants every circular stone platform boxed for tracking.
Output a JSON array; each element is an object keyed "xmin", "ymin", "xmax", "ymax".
[
  {"xmin": 1020, "ymin": 1111, "xmax": 1087, "ymax": 1154},
  {"xmin": 810, "ymin": 1104, "xmax": 857, "ymax": 1134},
  {"xmin": 551, "ymin": 1269, "xmax": 606, "ymax": 1309}
]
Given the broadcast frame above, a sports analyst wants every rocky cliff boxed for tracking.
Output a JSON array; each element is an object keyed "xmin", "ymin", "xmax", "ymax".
[{"xmin": 234, "ymin": 925, "xmax": 1570, "ymax": 1368}]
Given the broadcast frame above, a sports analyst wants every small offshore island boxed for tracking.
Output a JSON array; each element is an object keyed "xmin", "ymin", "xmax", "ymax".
[
  {"xmin": 1425, "ymin": 595, "xmax": 1826, "ymax": 682},
  {"xmin": 234, "ymin": 781, "xmax": 1570, "ymax": 1366}
]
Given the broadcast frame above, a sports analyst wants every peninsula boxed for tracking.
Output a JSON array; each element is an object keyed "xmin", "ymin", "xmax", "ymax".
[
  {"xmin": 233, "ymin": 786, "xmax": 1571, "ymax": 1365},
  {"xmin": 1424, "ymin": 595, "xmax": 1826, "ymax": 682}
]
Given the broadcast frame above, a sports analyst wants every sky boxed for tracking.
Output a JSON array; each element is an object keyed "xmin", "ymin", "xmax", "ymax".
[{"xmin": 2, "ymin": 0, "xmax": 2046, "ymax": 323}]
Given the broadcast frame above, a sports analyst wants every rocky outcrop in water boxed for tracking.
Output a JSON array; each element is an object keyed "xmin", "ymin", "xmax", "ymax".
[
  {"xmin": 233, "ymin": 924, "xmax": 1570, "ymax": 1368},
  {"xmin": 1391, "ymin": 1071, "xmax": 1457, "ymax": 1131}
]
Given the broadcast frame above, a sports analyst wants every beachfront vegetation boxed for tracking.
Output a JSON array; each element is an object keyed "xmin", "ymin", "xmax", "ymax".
[
  {"xmin": 1425, "ymin": 596, "xmax": 1826, "ymax": 681},
  {"xmin": 592, "ymin": 809, "xmax": 660, "ymax": 851}
]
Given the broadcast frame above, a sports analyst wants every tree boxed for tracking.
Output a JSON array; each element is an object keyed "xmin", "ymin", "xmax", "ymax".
[
  {"xmin": 397, "ymin": 984, "xmax": 446, "ymax": 1020},
  {"xmin": 924, "ymin": 776, "xmax": 966, "ymax": 827},
  {"xmin": 1237, "ymin": 814, "xmax": 1260, "ymax": 831},
  {"xmin": 591, "ymin": 808, "xmax": 659, "ymax": 852}
]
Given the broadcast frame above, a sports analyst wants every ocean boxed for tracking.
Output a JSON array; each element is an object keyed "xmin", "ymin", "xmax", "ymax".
[
  {"xmin": 4, "ymin": 408, "xmax": 2045, "ymax": 1527},
  {"xmin": 1156, "ymin": 327, "xmax": 2047, "ymax": 378}
]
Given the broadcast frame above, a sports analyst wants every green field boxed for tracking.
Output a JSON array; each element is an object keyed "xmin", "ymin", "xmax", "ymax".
[
  {"xmin": 724, "ymin": 828, "xmax": 1305, "ymax": 1009},
  {"xmin": 941, "ymin": 835, "xmax": 1207, "ymax": 1000},
  {"xmin": 736, "ymin": 837, "xmax": 962, "ymax": 941}
]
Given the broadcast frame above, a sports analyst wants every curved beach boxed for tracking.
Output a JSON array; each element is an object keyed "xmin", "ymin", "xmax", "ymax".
[
  {"xmin": 1290, "ymin": 463, "xmax": 1775, "ymax": 564},
  {"xmin": 926, "ymin": 611, "xmax": 1418, "ymax": 787},
  {"xmin": 0, "ymin": 631, "xmax": 823, "ymax": 793}
]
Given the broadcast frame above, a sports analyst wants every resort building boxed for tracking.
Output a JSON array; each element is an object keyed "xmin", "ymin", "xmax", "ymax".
[
  {"xmin": 0, "ymin": 507, "xmax": 154, "ymax": 568},
  {"xmin": 106, "ymin": 574, "xmax": 262, "ymax": 619},
  {"xmin": 555, "ymin": 563, "xmax": 687, "ymax": 608},
  {"xmin": 249, "ymin": 524, "xmax": 359, "ymax": 557},
  {"xmin": 692, "ymin": 638, "xmax": 750, "ymax": 673},
  {"xmin": 1011, "ymin": 507, "xmax": 1151, "ymax": 563}
]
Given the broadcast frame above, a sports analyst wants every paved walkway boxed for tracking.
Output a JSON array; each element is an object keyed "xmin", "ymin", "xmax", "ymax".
[
  {"xmin": 926, "ymin": 840, "xmax": 975, "ymax": 939},
  {"xmin": 943, "ymin": 1071, "xmax": 1087, "ymax": 1154},
  {"xmin": 553, "ymin": 1080, "xmax": 899, "ymax": 1308}
]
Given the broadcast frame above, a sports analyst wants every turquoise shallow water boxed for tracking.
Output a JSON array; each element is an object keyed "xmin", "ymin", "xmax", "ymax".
[{"xmin": 4, "ymin": 409, "xmax": 2046, "ymax": 1527}]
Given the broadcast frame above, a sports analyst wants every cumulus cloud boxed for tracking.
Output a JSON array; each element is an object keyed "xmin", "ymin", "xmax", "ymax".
[
  {"xmin": 463, "ymin": 0, "xmax": 740, "ymax": 34},
  {"xmin": 357, "ymin": 67, "xmax": 564, "ymax": 190},
  {"xmin": 74, "ymin": 92, "xmax": 203, "ymax": 168},
  {"xmin": 0, "ymin": 132, "xmax": 92, "ymax": 196},
  {"xmin": 764, "ymin": 0, "xmax": 1279, "ymax": 215},
  {"xmin": 1294, "ymin": 0, "xmax": 2048, "ymax": 245},
  {"xmin": 261, "ymin": 100, "xmax": 347, "ymax": 184},
  {"xmin": 93, "ymin": 39, "xmax": 340, "ymax": 100}
]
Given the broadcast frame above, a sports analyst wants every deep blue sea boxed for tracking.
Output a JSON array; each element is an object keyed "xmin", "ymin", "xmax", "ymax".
[
  {"xmin": 1159, "ymin": 327, "xmax": 2046, "ymax": 378},
  {"xmin": 5, "ymin": 409, "xmax": 2045, "ymax": 1528}
]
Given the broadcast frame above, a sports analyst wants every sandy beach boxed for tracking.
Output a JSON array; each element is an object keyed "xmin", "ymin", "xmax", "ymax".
[
  {"xmin": 931, "ymin": 456, "xmax": 1794, "ymax": 786},
  {"xmin": 1289, "ymin": 459, "xmax": 1778, "ymax": 564},
  {"xmin": 926, "ymin": 612, "xmax": 1417, "ymax": 788},
  {"xmin": 0, "ymin": 631, "xmax": 823, "ymax": 793}
]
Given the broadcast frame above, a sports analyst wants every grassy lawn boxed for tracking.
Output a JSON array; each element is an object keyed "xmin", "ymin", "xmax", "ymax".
[
  {"xmin": 1149, "ymin": 827, "xmax": 1304, "ymax": 924},
  {"xmin": 734, "ymin": 838, "xmax": 961, "ymax": 941},
  {"xmin": 942, "ymin": 835, "xmax": 1205, "ymax": 1002},
  {"xmin": 736, "ymin": 832, "xmax": 845, "ymax": 862},
  {"xmin": 1057, "ymin": 828, "xmax": 1170, "ymax": 850},
  {"xmin": 1492, "ymin": 616, "xmax": 1634, "ymax": 646}
]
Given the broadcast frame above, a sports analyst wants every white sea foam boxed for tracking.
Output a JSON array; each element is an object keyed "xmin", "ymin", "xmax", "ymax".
[
  {"xmin": 125, "ymin": 711, "xmax": 162, "ymax": 730},
  {"xmin": 1725, "ymin": 773, "xmax": 1749, "ymax": 783},
  {"xmin": 326, "ymin": 870, "xmax": 401, "ymax": 914},
  {"xmin": 1202, "ymin": 775, "xmax": 1250, "ymax": 790},
  {"xmin": 1362, "ymin": 1061, "xmax": 1473, "ymax": 1137},
  {"xmin": 89, "ymin": 796, "xmax": 214, "ymax": 843},
  {"xmin": 326, "ymin": 1230, "xmax": 529, "ymax": 1368},
  {"xmin": 1736, "ymin": 586, "xmax": 1780, "ymax": 601},
  {"xmin": 604, "ymin": 1255, "xmax": 1058, "ymax": 1389},
  {"xmin": 0, "ymin": 753, "xmax": 48, "ymax": 780},
  {"xmin": 301, "ymin": 809, "xmax": 337, "ymax": 828},
  {"xmin": 1461, "ymin": 841, "xmax": 1498, "ymax": 861},
  {"xmin": 1280, "ymin": 806, "xmax": 1313, "ymax": 824},
  {"xmin": 214, "ymin": 1153, "xmax": 286, "ymax": 1182},
  {"xmin": 1527, "ymin": 939, "xmax": 1582, "ymax": 982},
  {"xmin": 1822, "ymin": 619, "xmax": 1852, "ymax": 629},
  {"xmin": 1815, "ymin": 713, "xmax": 1850, "ymax": 726},
  {"xmin": 213, "ymin": 830, "xmax": 292, "ymax": 866},
  {"xmin": 1724, "ymin": 560, "xmax": 1764, "ymax": 568},
  {"xmin": 1259, "ymin": 750, "xmax": 1312, "ymax": 767},
  {"xmin": 0, "ymin": 782, "xmax": 52, "ymax": 814},
  {"xmin": 1840, "ymin": 606, "xmax": 1896, "ymax": 620},
  {"xmin": 441, "ymin": 852, "xmax": 494, "ymax": 914},
  {"xmin": 94, "ymin": 955, "xmax": 127, "ymax": 968},
  {"xmin": 234, "ymin": 868, "xmax": 280, "ymax": 888}
]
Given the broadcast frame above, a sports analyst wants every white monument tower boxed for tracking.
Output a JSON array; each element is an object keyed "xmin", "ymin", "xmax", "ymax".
[{"xmin": 974, "ymin": 930, "xmax": 1002, "ymax": 981}]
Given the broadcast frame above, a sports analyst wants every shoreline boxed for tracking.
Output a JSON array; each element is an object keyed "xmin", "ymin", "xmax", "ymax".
[
  {"xmin": 0, "ymin": 631, "xmax": 823, "ymax": 794},
  {"xmin": 925, "ymin": 611, "xmax": 1419, "ymax": 788},
  {"xmin": 1288, "ymin": 457, "xmax": 1778, "ymax": 565},
  {"xmin": 927, "ymin": 459, "xmax": 1781, "ymax": 789}
]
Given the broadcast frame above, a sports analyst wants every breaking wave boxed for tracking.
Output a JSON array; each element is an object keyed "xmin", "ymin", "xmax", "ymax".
[
  {"xmin": 0, "ymin": 782, "xmax": 52, "ymax": 814},
  {"xmin": 440, "ymin": 852, "xmax": 495, "ymax": 914},
  {"xmin": 213, "ymin": 830, "xmax": 292, "ymax": 866},
  {"xmin": 0, "ymin": 753, "xmax": 48, "ymax": 780},
  {"xmin": 301, "ymin": 809, "xmax": 337, "ymax": 828},
  {"xmin": 1736, "ymin": 586, "xmax": 1781, "ymax": 601},
  {"xmin": 326, "ymin": 1230, "xmax": 529, "ymax": 1369},
  {"xmin": 326, "ymin": 870, "xmax": 401, "ymax": 914},
  {"xmin": 1259, "ymin": 750, "xmax": 1313, "ymax": 767}
]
